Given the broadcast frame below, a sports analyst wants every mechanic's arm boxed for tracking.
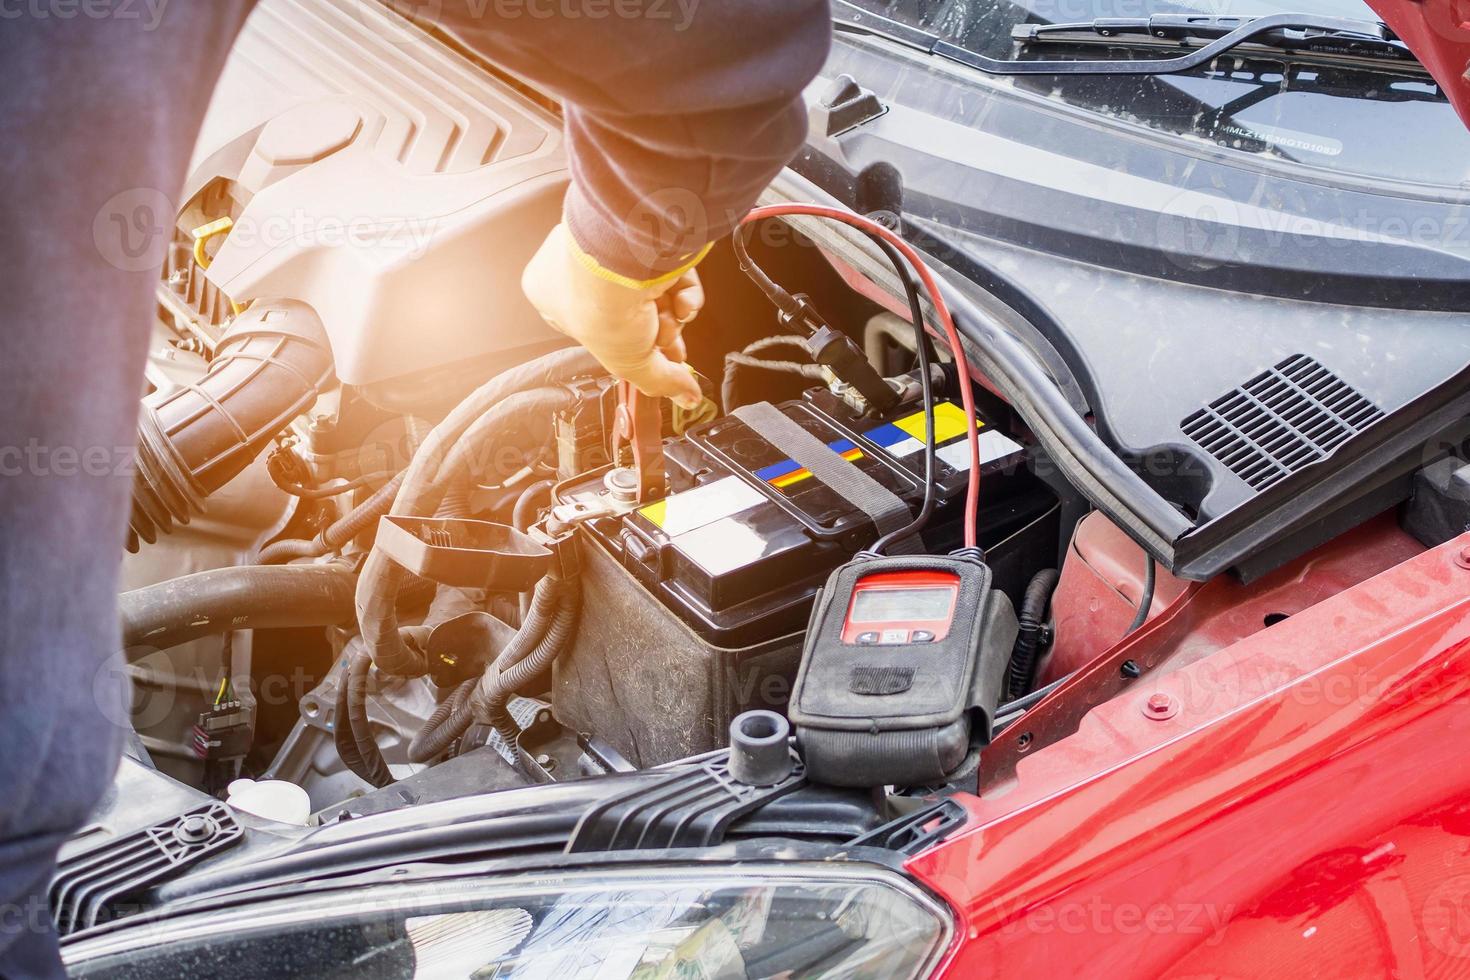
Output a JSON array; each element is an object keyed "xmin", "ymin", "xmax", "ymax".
[{"xmin": 433, "ymin": 0, "xmax": 833, "ymax": 406}]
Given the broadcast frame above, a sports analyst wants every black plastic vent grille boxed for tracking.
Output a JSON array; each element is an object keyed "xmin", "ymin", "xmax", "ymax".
[
  {"xmin": 1182, "ymin": 355, "xmax": 1384, "ymax": 492},
  {"xmin": 50, "ymin": 803, "xmax": 242, "ymax": 936}
]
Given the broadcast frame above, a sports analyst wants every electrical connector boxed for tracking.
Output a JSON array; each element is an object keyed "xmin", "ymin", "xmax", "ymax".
[
  {"xmin": 192, "ymin": 677, "xmax": 253, "ymax": 795},
  {"xmin": 191, "ymin": 700, "xmax": 252, "ymax": 762}
]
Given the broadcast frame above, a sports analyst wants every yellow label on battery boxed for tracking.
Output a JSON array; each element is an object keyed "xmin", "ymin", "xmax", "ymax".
[
  {"xmin": 893, "ymin": 401, "xmax": 975, "ymax": 444},
  {"xmin": 637, "ymin": 475, "xmax": 766, "ymax": 537}
]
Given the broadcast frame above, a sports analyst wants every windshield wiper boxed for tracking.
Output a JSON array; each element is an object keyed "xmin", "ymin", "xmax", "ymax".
[
  {"xmin": 832, "ymin": 1, "xmax": 1421, "ymax": 77},
  {"xmin": 1012, "ymin": 14, "xmax": 1420, "ymax": 72}
]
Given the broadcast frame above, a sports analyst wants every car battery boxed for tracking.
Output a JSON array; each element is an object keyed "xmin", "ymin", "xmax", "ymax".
[
  {"xmin": 551, "ymin": 383, "xmax": 1033, "ymax": 765},
  {"xmin": 565, "ymin": 386, "xmax": 1026, "ymax": 647}
]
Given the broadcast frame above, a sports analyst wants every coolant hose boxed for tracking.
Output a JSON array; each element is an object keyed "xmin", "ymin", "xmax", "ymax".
[
  {"xmin": 119, "ymin": 562, "xmax": 355, "ymax": 657},
  {"xmin": 130, "ymin": 300, "xmax": 334, "ymax": 550},
  {"xmin": 1005, "ymin": 568, "xmax": 1060, "ymax": 699}
]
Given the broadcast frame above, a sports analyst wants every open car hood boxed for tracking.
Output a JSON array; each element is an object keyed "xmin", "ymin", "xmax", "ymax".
[{"xmin": 1367, "ymin": 0, "xmax": 1470, "ymax": 125}]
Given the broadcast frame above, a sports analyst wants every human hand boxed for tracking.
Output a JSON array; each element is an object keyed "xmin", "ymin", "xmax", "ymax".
[{"xmin": 521, "ymin": 223, "xmax": 705, "ymax": 409}]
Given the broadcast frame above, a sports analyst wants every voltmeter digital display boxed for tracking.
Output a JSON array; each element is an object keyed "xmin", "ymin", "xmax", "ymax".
[{"xmin": 841, "ymin": 570, "xmax": 960, "ymax": 645}]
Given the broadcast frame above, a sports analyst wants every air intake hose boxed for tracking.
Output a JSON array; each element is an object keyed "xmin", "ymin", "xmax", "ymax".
[{"xmin": 130, "ymin": 300, "xmax": 333, "ymax": 549}]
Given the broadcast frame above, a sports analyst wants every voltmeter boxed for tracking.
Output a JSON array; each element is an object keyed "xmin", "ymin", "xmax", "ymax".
[{"xmin": 788, "ymin": 552, "xmax": 1017, "ymax": 788}]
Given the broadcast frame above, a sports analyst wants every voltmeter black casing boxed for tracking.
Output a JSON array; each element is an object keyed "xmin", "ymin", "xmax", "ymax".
[{"xmin": 788, "ymin": 551, "xmax": 1018, "ymax": 788}]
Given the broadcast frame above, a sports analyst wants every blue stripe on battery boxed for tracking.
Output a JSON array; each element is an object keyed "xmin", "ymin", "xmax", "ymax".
[
  {"xmin": 755, "ymin": 437, "xmax": 863, "ymax": 486},
  {"xmin": 863, "ymin": 423, "xmax": 910, "ymax": 449}
]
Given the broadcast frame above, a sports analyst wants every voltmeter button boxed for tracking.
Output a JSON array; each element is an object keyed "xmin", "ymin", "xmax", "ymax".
[{"xmin": 911, "ymin": 630, "xmax": 936, "ymax": 643}]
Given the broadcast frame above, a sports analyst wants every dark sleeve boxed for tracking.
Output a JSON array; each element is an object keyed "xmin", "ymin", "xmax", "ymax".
[
  {"xmin": 0, "ymin": 5, "xmax": 253, "ymax": 975},
  {"xmin": 434, "ymin": 0, "xmax": 832, "ymax": 284}
]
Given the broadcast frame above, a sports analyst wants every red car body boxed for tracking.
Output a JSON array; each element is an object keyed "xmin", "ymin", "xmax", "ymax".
[
  {"xmin": 912, "ymin": 522, "xmax": 1470, "ymax": 975},
  {"xmin": 895, "ymin": 11, "xmax": 1470, "ymax": 970},
  {"xmin": 1366, "ymin": 0, "xmax": 1470, "ymax": 127}
]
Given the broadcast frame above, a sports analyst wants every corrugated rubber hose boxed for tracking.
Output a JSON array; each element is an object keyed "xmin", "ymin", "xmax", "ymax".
[
  {"xmin": 479, "ymin": 576, "xmax": 581, "ymax": 745},
  {"xmin": 339, "ymin": 650, "xmax": 392, "ymax": 787},
  {"xmin": 1005, "ymin": 567, "xmax": 1060, "ymax": 700},
  {"xmin": 355, "ymin": 387, "xmax": 575, "ymax": 679},
  {"xmin": 130, "ymin": 300, "xmax": 334, "ymax": 551},
  {"xmin": 342, "ymin": 348, "xmax": 600, "ymax": 783},
  {"xmin": 257, "ymin": 471, "xmax": 406, "ymax": 565},
  {"xmin": 404, "ymin": 574, "xmax": 566, "ymax": 766}
]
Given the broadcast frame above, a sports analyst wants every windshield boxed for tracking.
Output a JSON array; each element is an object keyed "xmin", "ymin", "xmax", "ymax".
[{"xmin": 848, "ymin": 0, "xmax": 1470, "ymax": 188}]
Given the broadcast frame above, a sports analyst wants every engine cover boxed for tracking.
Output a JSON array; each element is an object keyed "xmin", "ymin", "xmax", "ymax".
[{"xmin": 184, "ymin": 0, "xmax": 566, "ymax": 385}]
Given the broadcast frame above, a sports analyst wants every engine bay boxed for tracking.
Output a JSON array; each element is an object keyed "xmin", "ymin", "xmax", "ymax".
[{"xmin": 98, "ymin": 0, "xmax": 1468, "ymax": 901}]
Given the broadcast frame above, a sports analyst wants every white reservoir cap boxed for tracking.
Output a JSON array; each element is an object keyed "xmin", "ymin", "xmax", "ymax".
[{"xmin": 226, "ymin": 778, "xmax": 312, "ymax": 826}]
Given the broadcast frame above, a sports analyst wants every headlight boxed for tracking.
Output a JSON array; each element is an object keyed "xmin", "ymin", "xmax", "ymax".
[{"xmin": 67, "ymin": 863, "xmax": 953, "ymax": 979}]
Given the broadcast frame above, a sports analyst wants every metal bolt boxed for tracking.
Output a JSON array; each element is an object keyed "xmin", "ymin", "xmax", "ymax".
[
  {"xmin": 175, "ymin": 814, "xmax": 215, "ymax": 843},
  {"xmin": 1455, "ymin": 545, "xmax": 1470, "ymax": 570},
  {"xmin": 1143, "ymin": 692, "xmax": 1178, "ymax": 720}
]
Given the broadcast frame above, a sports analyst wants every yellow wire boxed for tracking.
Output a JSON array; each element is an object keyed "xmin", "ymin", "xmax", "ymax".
[
  {"xmin": 190, "ymin": 216, "xmax": 234, "ymax": 271},
  {"xmin": 190, "ymin": 217, "xmax": 247, "ymax": 317}
]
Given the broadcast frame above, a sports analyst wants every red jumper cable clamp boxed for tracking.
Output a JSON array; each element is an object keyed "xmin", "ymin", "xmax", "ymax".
[{"xmin": 612, "ymin": 380, "xmax": 667, "ymax": 504}]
